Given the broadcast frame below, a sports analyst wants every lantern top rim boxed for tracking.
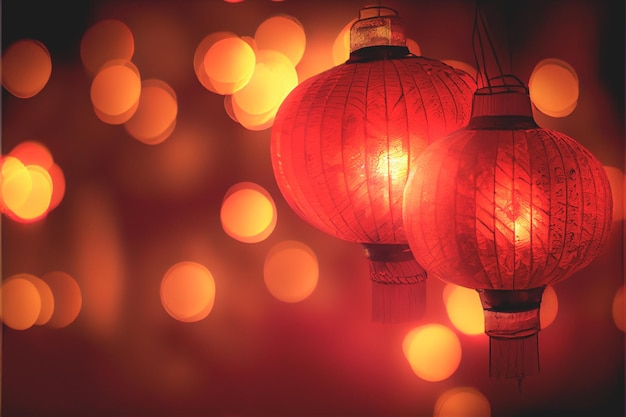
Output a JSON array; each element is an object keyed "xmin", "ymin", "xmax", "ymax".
[
  {"xmin": 358, "ymin": 5, "xmax": 399, "ymax": 20},
  {"xmin": 350, "ymin": 5, "xmax": 406, "ymax": 52}
]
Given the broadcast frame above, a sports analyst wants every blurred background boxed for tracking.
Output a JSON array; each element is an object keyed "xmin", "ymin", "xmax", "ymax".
[{"xmin": 1, "ymin": 0, "xmax": 624, "ymax": 416}]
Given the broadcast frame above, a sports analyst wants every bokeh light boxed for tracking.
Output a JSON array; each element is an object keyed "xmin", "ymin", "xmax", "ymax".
[
  {"xmin": 2, "ymin": 142, "xmax": 65, "ymax": 216},
  {"xmin": 80, "ymin": 19, "xmax": 135, "ymax": 75},
  {"xmin": 1, "ymin": 39, "xmax": 52, "ymax": 98},
  {"xmin": 41, "ymin": 271, "xmax": 82, "ymax": 328},
  {"xmin": 403, "ymin": 324, "xmax": 462, "ymax": 382},
  {"xmin": 540, "ymin": 285, "xmax": 558, "ymax": 329},
  {"xmin": 529, "ymin": 58, "xmax": 579, "ymax": 118},
  {"xmin": 434, "ymin": 387, "xmax": 491, "ymax": 417},
  {"xmin": 202, "ymin": 35, "xmax": 256, "ymax": 95},
  {"xmin": 124, "ymin": 79, "xmax": 178, "ymax": 145},
  {"xmin": 90, "ymin": 59, "xmax": 141, "ymax": 124},
  {"xmin": 160, "ymin": 261, "xmax": 216, "ymax": 322},
  {"xmin": 332, "ymin": 19, "xmax": 356, "ymax": 66},
  {"xmin": 1, "ymin": 275, "xmax": 41, "ymax": 330},
  {"xmin": 406, "ymin": 38, "xmax": 421, "ymax": 56},
  {"xmin": 443, "ymin": 59, "xmax": 478, "ymax": 82},
  {"xmin": 220, "ymin": 182, "xmax": 277, "ymax": 243},
  {"xmin": 444, "ymin": 284, "xmax": 484, "ymax": 335},
  {"xmin": 231, "ymin": 49, "xmax": 298, "ymax": 129},
  {"xmin": 8, "ymin": 140, "xmax": 53, "ymax": 168},
  {"xmin": 194, "ymin": 32, "xmax": 243, "ymax": 94},
  {"xmin": 1, "ymin": 156, "xmax": 32, "ymax": 214},
  {"xmin": 603, "ymin": 166, "xmax": 624, "ymax": 222},
  {"xmin": 612, "ymin": 285, "xmax": 624, "ymax": 332},
  {"xmin": 263, "ymin": 240, "xmax": 319, "ymax": 303},
  {"xmin": 14, "ymin": 273, "xmax": 55, "ymax": 326},
  {"xmin": 254, "ymin": 15, "xmax": 306, "ymax": 67},
  {"xmin": 47, "ymin": 162, "xmax": 66, "ymax": 211},
  {"xmin": 8, "ymin": 164, "xmax": 53, "ymax": 222}
]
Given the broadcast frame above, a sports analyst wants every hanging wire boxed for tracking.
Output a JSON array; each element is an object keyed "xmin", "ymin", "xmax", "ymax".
[{"xmin": 472, "ymin": 1, "xmax": 526, "ymax": 93}]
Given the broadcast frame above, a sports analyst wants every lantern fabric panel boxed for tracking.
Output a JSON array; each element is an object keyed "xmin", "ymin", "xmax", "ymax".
[
  {"xmin": 270, "ymin": 6, "xmax": 476, "ymax": 322},
  {"xmin": 402, "ymin": 85, "xmax": 613, "ymax": 376},
  {"xmin": 272, "ymin": 57, "xmax": 475, "ymax": 245},
  {"xmin": 403, "ymin": 101, "xmax": 612, "ymax": 291}
]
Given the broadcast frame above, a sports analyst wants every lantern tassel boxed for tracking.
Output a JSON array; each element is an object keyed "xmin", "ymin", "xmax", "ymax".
[
  {"xmin": 364, "ymin": 243, "xmax": 427, "ymax": 323},
  {"xmin": 478, "ymin": 287, "xmax": 544, "ymax": 383}
]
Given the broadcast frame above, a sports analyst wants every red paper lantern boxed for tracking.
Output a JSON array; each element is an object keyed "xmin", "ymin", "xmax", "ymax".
[
  {"xmin": 403, "ymin": 82, "xmax": 613, "ymax": 380},
  {"xmin": 270, "ymin": 6, "xmax": 476, "ymax": 322}
]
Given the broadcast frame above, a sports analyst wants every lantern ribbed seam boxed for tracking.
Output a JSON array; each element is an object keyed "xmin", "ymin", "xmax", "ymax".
[
  {"xmin": 361, "ymin": 61, "xmax": 381, "ymax": 242},
  {"xmin": 528, "ymin": 133, "xmax": 535, "ymax": 289},
  {"xmin": 395, "ymin": 60, "xmax": 412, "ymax": 216},
  {"xmin": 382, "ymin": 60, "xmax": 395, "ymax": 242},
  {"xmin": 492, "ymin": 134, "xmax": 505, "ymax": 289},
  {"xmin": 301, "ymin": 72, "xmax": 348, "ymax": 236},
  {"xmin": 512, "ymin": 130, "xmax": 517, "ymax": 290},
  {"xmin": 549, "ymin": 132, "xmax": 568, "ymax": 282},
  {"xmin": 529, "ymin": 130, "xmax": 551, "ymax": 288}
]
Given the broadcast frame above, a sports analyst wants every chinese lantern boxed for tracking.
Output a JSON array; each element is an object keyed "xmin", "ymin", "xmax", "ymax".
[
  {"xmin": 270, "ymin": 6, "xmax": 476, "ymax": 322},
  {"xmin": 402, "ymin": 81, "xmax": 613, "ymax": 380}
]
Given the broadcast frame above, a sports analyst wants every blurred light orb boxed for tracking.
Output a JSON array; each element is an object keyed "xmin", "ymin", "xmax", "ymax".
[
  {"xmin": 403, "ymin": 324, "xmax": 462, "ymax": 382},
  {"xmin": 406, "ymin": 38, "xmax": 421, "ymax": 56},
  {"xmin": 80, "ymin": 19, "xmax": 135, "ymax": 75},
  {"xmin": 5, "ymin": 141, "xmax": 65, "ymax": 213},
  {"xmin": 263, "ymin": 240, "xmax": 319, "ymax": 303},
  {"xmin": 529, "ymin": 58, "xmax": 579, "ymax": 118},
  {"xmin": 12, "ymin": 273, "xmax": 55, "ymax": 326},
  {"xmin": 41, "ymin": 271, "xmax": 82, "ymax": 328},
  {"xmin": 1, "ymin": 276, "xmax": 41, "ymax": 330},
  {"xmin": 220, "ymin": 182, "xmax": 277, "ymax": 243},
  {"xmin": 1, "ymin": 156, "xmax": 32, "ymax": 213},
  {"xmin": 444, "ymin": 284, "xmax": 484, "ymax": 335},
  {"xmin": 47, "ymin": 162, "xmax": 66, "ymax": 211},
  {"xmin": 124, "ymin": 79, "xmax": 178, "ymax": 145},
  {"xmin": 203, "ymin": 36, "xmax": 256, "ymax": 95},
  {"xmin": 443, "ymin": 59, "xmax": 478, "ymax": 83},
  {"xmin": 160, "ymin": 261, "xmax": 216, "ymax": 322},
  {"xmin": 254, "ymin": 15, "xmax": 306, "ymax": 66},
  {"xmin": 332, "ymin": 19, "xmax": 356, "ymax": 66},
  {"xmin": 90, "ymin": 59, "xmax": 141, "ymax": 123},
  {"xmin": 229, "ymin": 98, "xmax": 276, "ymax": 131},
  {"xmin": 434, "ymin": 387, "xmax": 491, "ymax": 417},
  {"xmin": 231, "ymin": 49, "xmax": 298, "ymax": 127},
  {"xmin": 603, "ymin": 166, "xmax": 624, "ymax": 222},
  {"xmin": 8, "ymin": 164, "xmax": 53, "ymax": 222},
  {"xmin": 8, "ymin": 140, "xmax": 53, "ymax": 169},
  {"xmin": 194, "ymin": 32, "xmax": 240, "ymax": 94},
  {"xmin": 540, "ymin": 285, "xmax": 558, "ymax": 329},
  {"xmin": 612, "ymin": 285, "xmax": 624, "ymax": 332},
  {"xmin": 1, "ymin": 39, "xmax": 52, "ymax": 98}
]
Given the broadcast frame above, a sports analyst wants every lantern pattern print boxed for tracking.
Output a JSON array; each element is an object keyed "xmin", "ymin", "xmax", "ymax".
[
  {"xmin": 270, "ymin": 6, "xmax": 476, "ymax": 322},
  {"xmin": 402, "ymin": 83, "xmax": 613, "ymax": 380}
]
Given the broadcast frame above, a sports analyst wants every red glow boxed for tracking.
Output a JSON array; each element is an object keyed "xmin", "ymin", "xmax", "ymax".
[{"xmin": 8, "ymin": 140, "xmax": 53, "ymax": 169}]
